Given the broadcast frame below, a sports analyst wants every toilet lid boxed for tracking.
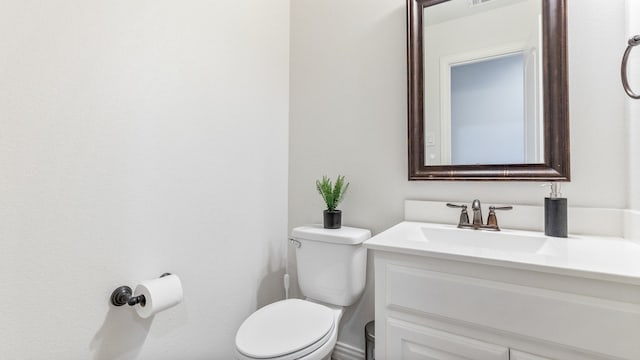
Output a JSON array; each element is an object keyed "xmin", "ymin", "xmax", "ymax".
[{"xmin": 235, "ymin": 299, "xmax": 335, "ymax": 359}]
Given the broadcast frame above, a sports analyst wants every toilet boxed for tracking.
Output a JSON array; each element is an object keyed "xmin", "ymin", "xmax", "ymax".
[{"xmin": 235, "ymin": 225, "xmax": 371, "ymax": 360}]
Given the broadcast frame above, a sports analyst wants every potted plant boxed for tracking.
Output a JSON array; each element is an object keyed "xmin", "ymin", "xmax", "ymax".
[{"xmin": 316, "ymin": 175, "xmax": 349, "ymax": 229}]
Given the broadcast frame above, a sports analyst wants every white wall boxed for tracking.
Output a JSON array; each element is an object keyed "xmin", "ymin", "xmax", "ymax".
[
  {"xmin": 625, "ymin": 0, "xmax": 640, "ymax": 241},
  {"xmin": 290, "ymin": 0, "xmax": 627, "ymax": 353},
  {"xmin": 0, "ymin": 1, "xmax": 289, "ymax": 359},
  {"xmin": 627, "ymin": 0, "xmax": 640, "ymax": 211}
]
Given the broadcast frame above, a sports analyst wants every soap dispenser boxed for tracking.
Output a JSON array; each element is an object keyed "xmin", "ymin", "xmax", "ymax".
[{"xmin": 544, "ymin": 182, "xmax": 567, "ymax": 238}]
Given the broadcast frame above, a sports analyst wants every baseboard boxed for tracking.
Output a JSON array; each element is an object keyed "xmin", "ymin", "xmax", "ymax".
[{"xmin": 331, "ymin": 341, "xmax": 365, "ymax": 360}]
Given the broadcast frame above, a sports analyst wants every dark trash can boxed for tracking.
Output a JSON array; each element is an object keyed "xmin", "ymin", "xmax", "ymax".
[{"xmin": 365, "ymin": 320, "xmax": 375, "ymax": 360}]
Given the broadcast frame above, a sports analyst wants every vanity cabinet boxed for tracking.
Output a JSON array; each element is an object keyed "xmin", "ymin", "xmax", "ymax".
[{"xmin": 372, "ymin": 250, "xmax": 640, "ymax": 360}]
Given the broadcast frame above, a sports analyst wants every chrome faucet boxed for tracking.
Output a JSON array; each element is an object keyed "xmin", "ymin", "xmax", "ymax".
[
  {"xmin": 471, "ymin": 199, "xmax": 483, "ymax": 226},
  {"xmin": 447, "ymin": 200, "xmax": 513, "ymax": 231}
]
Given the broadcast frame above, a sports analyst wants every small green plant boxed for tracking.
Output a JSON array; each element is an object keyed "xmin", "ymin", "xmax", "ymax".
[{"xmin": 316, "ymin": 175, "xmax": 349, "ymax": 211}]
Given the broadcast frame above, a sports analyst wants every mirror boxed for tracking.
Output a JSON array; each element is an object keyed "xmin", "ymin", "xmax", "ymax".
[{"xmin": 408, "ymin": 0, "xmax": 569, "ymax": 180}]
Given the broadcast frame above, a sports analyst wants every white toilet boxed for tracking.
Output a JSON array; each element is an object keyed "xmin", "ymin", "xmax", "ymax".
[{"xmin": 235, "ymin": 225, "xmax": 371, "ymax": 360}]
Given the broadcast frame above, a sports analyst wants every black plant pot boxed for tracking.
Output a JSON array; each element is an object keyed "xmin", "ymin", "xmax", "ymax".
[{"xmin": 323, "ymin": 210, "xmax": 342, "ymax": 229}]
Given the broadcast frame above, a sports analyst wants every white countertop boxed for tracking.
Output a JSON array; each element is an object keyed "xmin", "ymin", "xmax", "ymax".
[{"xmin": 363, "ymin": 221, "xmax": 640, "ymax": 285}]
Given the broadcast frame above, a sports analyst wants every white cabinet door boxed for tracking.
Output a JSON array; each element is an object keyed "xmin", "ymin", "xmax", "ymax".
[
  {"xmin": 386, "ymin": 319, "xmax": 509, "ymax": 360},
  {"xmin": 510, "ymin": 349, "xmax": 554, "ymax": 360}
]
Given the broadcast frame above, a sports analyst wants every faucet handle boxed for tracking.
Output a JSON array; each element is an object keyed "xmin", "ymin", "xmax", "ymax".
[
  {"xmin": 446, "ymin": 203, "xmax": 470, "ymax": 227},
  {"xmin": 486, "ymin": 205, "xmax": 513, "ymax": 230},
  {"xmin": 490, "ymin": 206, "xmax": 513, "ymax": 211},
  {"xmin": 446, "ymin": 203, "xmax": 467, "ymax": 209}
]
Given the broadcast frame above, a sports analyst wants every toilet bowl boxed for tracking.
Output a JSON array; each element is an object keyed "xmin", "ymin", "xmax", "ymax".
[
  {"xmin": 234, "ymin": 225, "xmax": 370, "ymax": 360},
  {"xmin": 235, "ymin": 299, "xmax": 343, "ymax": 360}
]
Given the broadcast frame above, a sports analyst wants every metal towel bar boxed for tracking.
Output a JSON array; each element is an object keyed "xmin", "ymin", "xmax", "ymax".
[{"xmin": 622, "ymin": 35, "xmax": 640, "ymax": 99}]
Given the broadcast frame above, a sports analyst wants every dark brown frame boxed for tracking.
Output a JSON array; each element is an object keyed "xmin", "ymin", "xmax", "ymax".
[{"xmin": 407, "ymin": 0, "xmax": 570, "ymax": 181}]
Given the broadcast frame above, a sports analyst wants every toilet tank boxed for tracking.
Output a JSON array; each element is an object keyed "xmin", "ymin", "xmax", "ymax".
[{"xmin": 291, "ymin": 225, "xmax": 370, "ymax": 307}]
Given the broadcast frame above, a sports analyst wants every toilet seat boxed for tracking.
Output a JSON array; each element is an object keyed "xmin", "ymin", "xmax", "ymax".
[{"xmin": 235, "ymin": 299, "xmax": 336, "ymax": 360}]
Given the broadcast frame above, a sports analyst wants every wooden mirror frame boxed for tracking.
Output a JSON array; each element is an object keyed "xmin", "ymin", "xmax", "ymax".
[{"xmin": 407, "ymin": 0, "xmax": 569, "ymax": 181}]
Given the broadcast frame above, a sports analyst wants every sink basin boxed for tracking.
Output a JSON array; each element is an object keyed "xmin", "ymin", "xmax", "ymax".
[
  {"xmin": 363, "ymin": 221, "xmax": 640, "ymax": 286},
  {"xmin": 421, "ymin": 226, "xmax": 548, "ymax": 254}
]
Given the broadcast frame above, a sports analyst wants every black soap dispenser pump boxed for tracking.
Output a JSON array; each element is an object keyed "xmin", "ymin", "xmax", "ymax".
[{"xmin": 544, "ymin": 182, "xmax": 567, "ymax": 238}]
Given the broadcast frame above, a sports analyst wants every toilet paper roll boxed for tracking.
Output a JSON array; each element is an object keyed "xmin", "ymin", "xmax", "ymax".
[{"xmin": 133, "ymin": 274, "xmax": 183, "ymax": 318}]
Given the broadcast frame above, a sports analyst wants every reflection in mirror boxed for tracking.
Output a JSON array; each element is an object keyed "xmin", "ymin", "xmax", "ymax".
[
  {"xmin": 423, "ymin": 0, "xmax": 543, "ymax": 166},
  {"xmin": 451, "ymin": 54, "xmax": 532, "ymax": 164}
]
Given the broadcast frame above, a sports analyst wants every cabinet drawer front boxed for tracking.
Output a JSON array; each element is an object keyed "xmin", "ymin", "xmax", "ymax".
[
  {"xmin": 387, "ymin": 318, "xmax": 509, "ymax": 360},
  {"xmin": 385, "ymin": 264, "xmax": 640, "ymax": 358},
  {"xmin": 510, "ymin": 349, "xmax": 553, "ymax": 360}
]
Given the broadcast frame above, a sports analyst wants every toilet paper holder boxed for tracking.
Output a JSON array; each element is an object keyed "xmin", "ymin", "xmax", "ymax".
[{"xmin": 110, "ymin": 273, "xmax": 171, "ymax": 307}]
